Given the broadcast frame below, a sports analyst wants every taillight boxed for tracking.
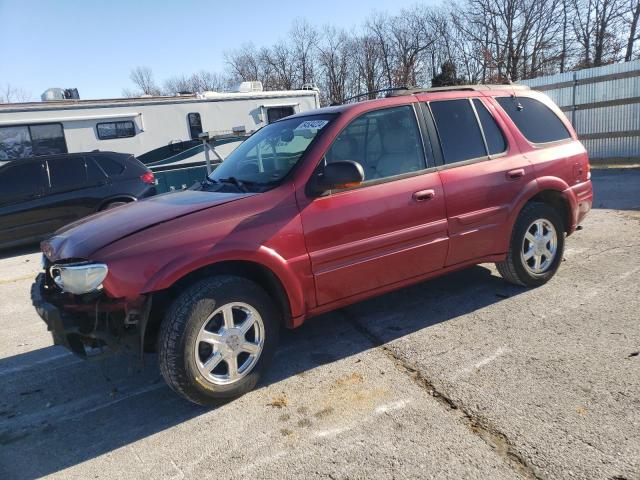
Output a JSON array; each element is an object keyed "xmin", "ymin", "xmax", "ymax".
[{"xmin": 140, "ymin": 171, "xmax": 155, "ymax": 185}]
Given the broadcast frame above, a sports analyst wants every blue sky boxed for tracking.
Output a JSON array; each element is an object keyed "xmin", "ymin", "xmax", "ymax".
[{"xmin": 0, "ymin": 0, "xmax": 425, "ymax": 100}]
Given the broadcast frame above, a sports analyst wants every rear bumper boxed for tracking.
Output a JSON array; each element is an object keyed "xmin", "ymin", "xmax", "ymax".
[{"xmin": 566, "ymin": 180, "xmax": 593, "ymax": 232}]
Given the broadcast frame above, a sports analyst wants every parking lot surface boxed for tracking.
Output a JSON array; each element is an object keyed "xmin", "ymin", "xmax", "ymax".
[{"xmin": 1, "ymin": 169, "xmax": 638, "ymax": 480}]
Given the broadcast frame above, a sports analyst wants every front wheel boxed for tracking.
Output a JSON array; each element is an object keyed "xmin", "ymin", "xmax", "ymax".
[
  {"xmin": 158, "ymin": 276, "xmax": 280, "ymax": 405},
  {"xmin": 496, "ymin": 202, "xmax": 565, "ymax": 287}
]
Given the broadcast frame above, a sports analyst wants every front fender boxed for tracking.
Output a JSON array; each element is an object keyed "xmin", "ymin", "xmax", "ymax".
[{"xmin": 139, "ymin": 246, "xmax": 310, "ymax": 321}]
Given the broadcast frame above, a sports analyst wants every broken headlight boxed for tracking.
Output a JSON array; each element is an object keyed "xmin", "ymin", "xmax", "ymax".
[{"xmin": 51, "ymin": 263, "xmax": 109, "ymax": 295}]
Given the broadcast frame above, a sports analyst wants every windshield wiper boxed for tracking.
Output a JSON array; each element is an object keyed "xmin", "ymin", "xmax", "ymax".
[{"xmin": 216, "ymin": 176, "xmax": 254, "ymax": 192}]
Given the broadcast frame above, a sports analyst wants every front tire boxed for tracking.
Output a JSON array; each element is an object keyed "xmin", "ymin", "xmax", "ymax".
[
  {"xmin": 158, "ymin": 276, "xmax": 280, "ymax": 405},
  {"xmin": 496, "ymin": 202, "xmax": 565, "ymax": 287}
]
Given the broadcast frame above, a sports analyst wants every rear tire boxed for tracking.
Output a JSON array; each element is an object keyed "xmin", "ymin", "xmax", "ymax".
[
  {"xmin": 158, "ymin": 276, "xmax": 280, "ymax": 405},
  {"xmin": 496, "ymin": 202, "xmax": 565, "ymax": 287}
]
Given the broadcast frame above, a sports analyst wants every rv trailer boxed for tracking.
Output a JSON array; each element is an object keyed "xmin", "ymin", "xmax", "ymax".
[{"xmin": 0, "ymin": 84, "xmax": 320, "ymax": 190}]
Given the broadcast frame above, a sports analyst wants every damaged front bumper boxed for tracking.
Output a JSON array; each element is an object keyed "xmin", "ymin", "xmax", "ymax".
[{"xmin": 31, "ymin": 273, "xmax": 151, "ymax": 359}]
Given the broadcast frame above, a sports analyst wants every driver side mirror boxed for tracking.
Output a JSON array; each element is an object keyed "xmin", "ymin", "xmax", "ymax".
[{"xmin": 313, "ymin": 160, "xmax": 365, "ymax": 194}]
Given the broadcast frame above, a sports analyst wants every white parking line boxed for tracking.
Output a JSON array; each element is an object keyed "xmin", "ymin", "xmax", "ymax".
[
  {"xmin": 454, "ymin": 347, "xmax": 510, "ymax": 378},
  {"xmin": 0, "ymin": 351, "xmax": 75, "ymax": 377},
  {"xmin": 375, "ymin": 399, "xmax": 411, "ymax": 414}
]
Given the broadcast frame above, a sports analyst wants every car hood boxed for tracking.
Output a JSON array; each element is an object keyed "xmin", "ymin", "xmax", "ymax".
[{"xmin": 42, "ymin": 190, "xmax": 253, "ymax": 261}]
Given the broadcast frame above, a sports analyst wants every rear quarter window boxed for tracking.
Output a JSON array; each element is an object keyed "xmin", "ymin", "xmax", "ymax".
[
  {"xmin": 496, "ymin": 96, "xmax": 571, "ymax": 144},
  {"xmin": 95, "ymin": 156, "xmax": 125, "ymax": 176}
]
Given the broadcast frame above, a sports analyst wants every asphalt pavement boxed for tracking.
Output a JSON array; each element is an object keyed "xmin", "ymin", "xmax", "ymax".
[{"xmin": 0, "ymin": 169, "xmax": 638, "ymax": 480}]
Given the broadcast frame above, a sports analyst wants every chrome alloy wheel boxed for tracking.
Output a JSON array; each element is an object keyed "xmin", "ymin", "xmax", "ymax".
[
  {"xmin": 521, "ymin": 219, "xmax": 558, "ymax": 274},
  {"xmin": 194, "ymin": 302, "xmax": 265, "ymax": 385}
]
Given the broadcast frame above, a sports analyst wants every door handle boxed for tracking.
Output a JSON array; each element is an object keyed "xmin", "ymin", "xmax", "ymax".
[
  {"xmin": 412, "ymin": 189, "xmax": 436, "ymax": 201},
  {"xmin": 506, "ymin": 168, "xmax": 525, "ymax": 180}
]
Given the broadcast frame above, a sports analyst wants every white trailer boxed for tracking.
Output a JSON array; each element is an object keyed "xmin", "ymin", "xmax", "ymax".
[{"xmin": 0, "ymin": 85, "xmax": 320, "ymax": 169}]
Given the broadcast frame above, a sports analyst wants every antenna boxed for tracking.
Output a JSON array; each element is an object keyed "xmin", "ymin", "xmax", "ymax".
[{"xmin": 507, "ymin": 77, "xmax": 524, "ymax": 111}]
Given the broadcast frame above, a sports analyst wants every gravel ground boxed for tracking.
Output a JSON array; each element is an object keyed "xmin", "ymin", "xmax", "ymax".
[{"xmin": 0, "ymin": 169, "xmax": 638, "ymax": 480}]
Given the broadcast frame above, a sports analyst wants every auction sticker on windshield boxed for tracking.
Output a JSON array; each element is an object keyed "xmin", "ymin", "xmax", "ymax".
[{"xmin": 295, "ymin": 120, "xmax": 329, "ymax": 131}]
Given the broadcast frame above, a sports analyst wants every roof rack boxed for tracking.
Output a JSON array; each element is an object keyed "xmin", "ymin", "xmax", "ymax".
[
  {"xmin": 387, "ymin": 84, "xmax": 530, "ymax": 96},
  {"xmin": 334, "ymin": 83, "xmax": 530, "ymax": 106}
]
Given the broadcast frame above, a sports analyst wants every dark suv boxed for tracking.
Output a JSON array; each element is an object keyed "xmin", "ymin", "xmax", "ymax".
[
  {"xmin": 32, "ymin": 86, "xmax": 592, "ymax": 405},
  {"xmin": 0, "ymin": 151, "xmax": 156, "ymax": 249}
]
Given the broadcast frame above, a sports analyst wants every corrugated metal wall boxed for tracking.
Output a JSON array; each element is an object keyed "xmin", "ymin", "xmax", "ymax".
[{"xmin": 521, "ymin": 60, "xmax": 640, "ymax": 161}]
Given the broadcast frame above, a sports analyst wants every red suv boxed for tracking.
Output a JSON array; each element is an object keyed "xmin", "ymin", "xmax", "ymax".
[{"xmin": 32, "ymin": 85, "xmax": 592, "ymax": 405}]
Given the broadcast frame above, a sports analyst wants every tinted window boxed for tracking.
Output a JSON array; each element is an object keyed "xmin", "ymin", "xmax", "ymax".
[
  {"xmin": 86, "ymin": 157, "xmax": 107, "ymax": 184},
  {"xmin": 473, "ymin": 99, "xmax": 507, "ymax": 155},
  {"xmin": 95, "ymin": 156, "xmax": 125, "ymax": 176},
  {"xmin": 267, "ymin": 107, "xmax": 295, "ymax": 123},
  {"xmin": 497, "ymin": 96, "xmax": 571, "ymax": 143},
  {"xmin": 0, "ymin": 161, "xmax": 43, "ymax": 205},
  {"xmin": 0, "ymin": 126, "xmax": 32, "ymax": 160},
  {"xmin": 47, "ymin": 157, "xmax": 87, "ymax": 192},
  {"xmin": 30, "ymin": 124, "xmax": 67, "ymax": 156},
  {"xmin": 327, "ymin": 105, "xmax": 425, "ymax": 181},
  {"xmin": 430, "ymin": 99, "xmax": 486, "ymax": 163},
  {"xmin": 96, "ymin": 121, "xmax": 135, "ymax": 140},
  {"xmin": 188, "ymin": 113, "xmax": 203, "ymax": 140}
]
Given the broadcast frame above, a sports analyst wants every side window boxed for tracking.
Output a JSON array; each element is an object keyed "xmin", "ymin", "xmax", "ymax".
[
  {"xmin": 188, "ymin": 113, "xmax": 203, "ymax": 140},
  {"xmin": 326, "ymin": 105, "xmax": 425, "ymax": 182},
  {"xmin": 85, "ymin": 157, "xmax": 107, "ymax": 184},
  {"xmin": 47, "ymin": 157, "xmax": 87, "ymax": 193},
  {"xmin": 0, "ymin": 162, "xmax": 43, "ymax": 205},
  {"xmin": 267, "ymin": 106, "xmax": 295, "ymax": 124},
  {"xmin": 0, "ymin": 126, "xmax": 32, "ymax": 160},
  {"xmin": 496, "ymin": 96, "xmax": 571, "ymax": 144},
  {"xmin": 95, "ymin": 156, "xmax": 125, "ymax": 176},
  {"xmin": 473, "ymin": 99, "xmax": 507, "ymax": 155},
  {"xmin": 30, "ymin": 124, "xmax": 67, "ymax": 156},
  {"xmin": 96, "ymin": 121, "xmax": 136, "ymax": 140},
  {"xmin": 429, "ymin": 99, "xmax": 486, "ymax": 164}
]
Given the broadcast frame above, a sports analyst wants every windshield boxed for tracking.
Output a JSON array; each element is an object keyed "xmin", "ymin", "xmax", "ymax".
[{"xmin": 209, "ymin": 114, "xmax": 335, "ymax": 188}]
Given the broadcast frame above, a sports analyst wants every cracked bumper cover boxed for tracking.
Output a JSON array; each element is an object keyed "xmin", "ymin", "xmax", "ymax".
[{"xmin": 31, "ymin": 273, "xmax": 146, "ymax": 359}]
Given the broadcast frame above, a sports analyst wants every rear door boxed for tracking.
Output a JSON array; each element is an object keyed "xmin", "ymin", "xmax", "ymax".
[
  {"xmin": 424, "ymin": 96, "xmax": 533, "ymax": 266},
  {"xmin": 0, "ymin": 159, "xmax": 51, "ymax": 245},
  {"xmin": 44, "ymin": 155, "xmax": 105, "ymax": 230},
  {"xmin": 297, "ymin": 103, "xmax": 449, "ymax": 306}
]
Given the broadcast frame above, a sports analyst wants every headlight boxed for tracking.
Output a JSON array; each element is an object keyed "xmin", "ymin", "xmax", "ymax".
[{"xmin": 51, "ymin": 263, "xmax": 109, "ymax": 295}]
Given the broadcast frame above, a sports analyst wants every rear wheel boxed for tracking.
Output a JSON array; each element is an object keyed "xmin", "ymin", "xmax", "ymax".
[
  {"xmin": 496, "ymin": 202, "xmax": 565, "ymax": 287},
  {"xmin": 158, "ymin": 276, "xmax": 279, "ymax": 405}
]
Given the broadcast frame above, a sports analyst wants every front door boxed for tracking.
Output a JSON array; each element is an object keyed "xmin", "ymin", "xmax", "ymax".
[
  {"xmin": 425, "ymin": 97, "xmax": 533, "ymax": 266},
  {"xmin": 0, "ymin": 159, "xmax": 49, "ymax": 246},
  {"xmin": 297, "ymin": 104, "xmax": 449, "ymax": 306}
]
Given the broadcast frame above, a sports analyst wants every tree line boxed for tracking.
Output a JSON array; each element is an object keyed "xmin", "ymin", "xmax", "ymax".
[{"xmin": 89, "ymin": 1, "xmax": 640, "ymax": 105}]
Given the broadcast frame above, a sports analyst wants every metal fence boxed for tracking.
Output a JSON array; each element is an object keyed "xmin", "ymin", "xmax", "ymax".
[{"xmin": 521, "ymin": 60, "xmax": 640, "ymax": 161}]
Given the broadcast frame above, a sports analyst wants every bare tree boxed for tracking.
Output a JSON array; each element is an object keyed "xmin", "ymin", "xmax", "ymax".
[
  {"xmin": 190, "ymin": 71, "xmax": 230, "ymax": 92},
  {"xmin": 290, "ymin": 18, "xmax": 319, "ymax": 86},
  {"xmin": 572, "ymin": 0, "xmax": 625, "ymax": 67},
  {"xmin": 354, "ymin": 34, "xmax": 383, "ymax": 98},
  {"xmin": 317, "ymin": 26, "xmax": 356, "ymax": 104},
  {"xmin": 0, "ymin": 84, "xmax": 31, "ymax": 103},
  {"xmin": 128, "ymin": 66, "xmax": 161, "ymax": 95},
  {"xmin": 624, "ymin": 0, "xmax": 640, "ymax": 60}
]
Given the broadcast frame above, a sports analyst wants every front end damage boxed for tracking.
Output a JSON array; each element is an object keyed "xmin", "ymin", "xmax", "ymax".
[{"xmin": 31, "ymin": 264, "xmax": 151, "ymax": 359}]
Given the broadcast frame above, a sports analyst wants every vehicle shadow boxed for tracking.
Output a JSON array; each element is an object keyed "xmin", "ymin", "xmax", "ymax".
[{"xmin": 0, "ymin": 264, "xmax": 524, "ymax": 479}]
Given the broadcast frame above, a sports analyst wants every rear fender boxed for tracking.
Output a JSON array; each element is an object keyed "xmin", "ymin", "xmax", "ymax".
[{"xmin": 500, "ymin": 176, "xmax": 573, "ymax": 251}]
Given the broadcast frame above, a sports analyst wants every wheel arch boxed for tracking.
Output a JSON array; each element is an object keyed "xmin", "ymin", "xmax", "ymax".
[
  {"xmin": 97, "ymin": 195, "xmax": 137, "ymax": 211},
  {"xmin": 525, "ymin": 189, "xmax": 572, "ymax": 233},
  {"xmin": 509, "ymin": 176, "xmax": 575, "ymax": 234}
]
